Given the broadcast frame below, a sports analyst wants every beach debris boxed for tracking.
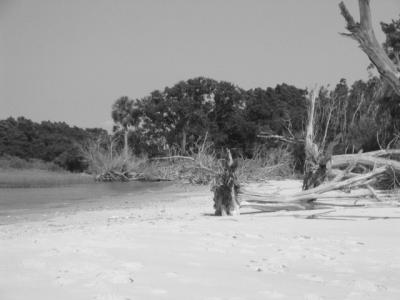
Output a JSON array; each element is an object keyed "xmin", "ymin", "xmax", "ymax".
[
  {"xmin": 236, "ymin": 142, "xmax": 400, "ymax": 213},
  {"xmin": 238, "ymin": 134, "xmax": 400, "ymax": 212},
  {"xmin": 211, "ymin": 149, "xmax": 240, "ymax": 216},
  {"xmin": 95, "ymin": 170, "xmax": 171, "ymax": 182},
  {"xmin": 212, "ymin": 90, "xmax": 400, "ymax": 215}
]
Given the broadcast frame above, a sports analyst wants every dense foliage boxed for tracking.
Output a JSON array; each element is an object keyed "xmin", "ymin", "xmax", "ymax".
[
  {"xmin": 114, "ymin": 76, "xmax": 400, "ymax": 161},
  {"xmin": 115, "ymin": 79, "xmax": 308, "ymax": 158},
  {"xmin": 0, "ymin": 117, "xmax": 106, "ymax": 172}
]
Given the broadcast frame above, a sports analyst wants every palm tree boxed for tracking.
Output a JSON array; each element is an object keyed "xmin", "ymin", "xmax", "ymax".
[{"xmin": 111, "ymin": 96, "xmax": 135, "ymax": 159}]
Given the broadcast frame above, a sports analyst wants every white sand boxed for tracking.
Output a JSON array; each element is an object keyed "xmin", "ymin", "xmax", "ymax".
[{"xmin": 1, "ymin": 180, "xmax": 400, "ymax": 300}]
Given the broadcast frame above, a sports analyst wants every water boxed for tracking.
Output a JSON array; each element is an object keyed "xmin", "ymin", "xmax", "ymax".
[{"xmin": 0, "ymin": 181, "xmax": 173, "ymax": 221}]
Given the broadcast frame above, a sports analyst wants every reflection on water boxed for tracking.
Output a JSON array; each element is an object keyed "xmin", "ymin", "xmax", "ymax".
[{"xmin": 0, "ymin": 181, "xmax": 171, "ymax": 215}]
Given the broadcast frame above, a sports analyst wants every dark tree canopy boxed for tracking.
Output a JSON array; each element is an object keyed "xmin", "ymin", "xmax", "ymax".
[
  {"xmin": 124, "ymin": 77, "xmax": 308, "ymax": 157},
  {"xmin": 0, "ymin": 117, "xmax": 106, "ymax": 171}
]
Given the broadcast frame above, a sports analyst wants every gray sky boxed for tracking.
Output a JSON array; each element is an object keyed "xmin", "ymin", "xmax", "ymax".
[{"xmin": 1, "ymin": 0, "xmax": 399, "ymax": 129}]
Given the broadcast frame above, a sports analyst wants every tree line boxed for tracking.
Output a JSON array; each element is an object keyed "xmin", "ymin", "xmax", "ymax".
[
  {"xmin": 1, "ymin": 75, "xmax": 399, "ymax": 173},
  {"xmin": 112, "ymin": 79, "xmax": 308, "ymax": 158},
  {"xmin": 112, "ymin": 76, "xmax": 400, "ymax": 159},
  {"xmin": 0, "ymin": 117, "xmax": 106, "ymax": 171}
]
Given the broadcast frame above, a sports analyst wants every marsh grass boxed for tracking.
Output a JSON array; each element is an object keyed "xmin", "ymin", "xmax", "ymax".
[
  {"xmin": 236, "ymin": 146, "xmax": 298, "ymax": 183},
  {"xmin": 0, "ymin": 169, "xmax": 93, "ymax": 188},
  {"xmin": 81, "ymin": 138, "xmax": 146, "ymax": 175},
  {"xmin": 0, "ymin": 155, "xmax": 63, "ymax": 172}
]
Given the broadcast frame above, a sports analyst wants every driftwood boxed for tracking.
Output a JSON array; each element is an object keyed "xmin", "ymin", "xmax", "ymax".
[
  {"xmin": 214, "ymin": 100, "xmax": 399, "ymax": 214},
  {"xmin": 95, "ymin": 170, "xmax": 131, "ymax": 182},
  {"xmin": 211, "ymin": 148, "xmax": 399, "ymax": 215},
  {"xmin": 237, "ymin": 166, "xmax": 398, "ymax": 212},
  {"xmin": 95, "ymin": 171, "xmax": 172, "ymax": 182},
  {"xmin": 211, "ymin": 90, "xmax": 399, "ymax": 216},
  {"xmin": 331, "ymin": 153, "xmax": 400, "ymax": 171},
  {"xmin": 257, "ymin": 134, "xmax": 304, "ymax": 144}
]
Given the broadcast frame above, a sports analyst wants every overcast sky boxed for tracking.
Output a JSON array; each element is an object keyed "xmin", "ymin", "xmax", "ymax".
[{"xmin": 1, "ymin": 0, "xmax": 399, "ymax": 129}]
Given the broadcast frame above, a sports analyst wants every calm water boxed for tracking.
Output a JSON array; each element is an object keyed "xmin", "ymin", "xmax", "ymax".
[{"xmin": 0, "ymin": 181, "xmax": 172, "ymax": 220}]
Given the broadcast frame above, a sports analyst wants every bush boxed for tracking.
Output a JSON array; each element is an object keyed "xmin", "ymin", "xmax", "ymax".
[
  {"xmin": 81, "ymin": 138, "xmax": 145, "ymax": 175},
  {"xmin": 236, "ymin": 146, "xmax": 297, "ymax": 182}
]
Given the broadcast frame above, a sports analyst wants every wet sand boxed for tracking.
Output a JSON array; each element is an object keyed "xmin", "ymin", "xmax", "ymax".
[
  {"xmin": 1, "ymin": 180, "xmax": 400, "ymax": 300},
  {"xmin": 0, "ymin": 181, "xmax": 174, "ymax": 224}
]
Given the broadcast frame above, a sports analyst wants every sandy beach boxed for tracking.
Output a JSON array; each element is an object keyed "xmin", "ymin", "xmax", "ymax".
[{"xmin": 1, "ymin": 181, "xmax": 400, "ymax": 300}]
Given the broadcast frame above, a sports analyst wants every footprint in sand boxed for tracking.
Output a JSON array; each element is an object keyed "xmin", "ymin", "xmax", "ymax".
[
  {"xmin": 333, "ymin": 266, "xmax": 355, "ymax": 274},
  {"xmin": 246, "ymin": 259, "xmax": 288, "ymax": 274},
  {"xmin": 165, "ymin": 272, "xmax": 179, "ymax": 278},
  {"xmin": 55, "ymin": 275, "xmax": 74, "ymax": 286},
  {"xmin": 206, "ymin": 247, "xmax": 226, "ymax": 254},
  {"xmin": 100, "ymin": 270, "xmax": 135, "ymax": 284},
  {"xmin": 150, "ymin": 289, "xmax": 168, "ymax": 295},
  {"xmin": 187, "ymin": 261, "xmax": 202, "ymax": 267},
  {"xmin": 259, "ymin": 290, "xmax": 286, "ymax": 298},
  {"xmin": 122, "ymin": 261, "xmax": 144, "ymax": 271},
  {"xmin": 351, "ymin": 279, "xmax": 387, "ymax": 293},
  {"xmin": 297, "ymin": 273, "xmax": 325, "ymax": 283},
  {"xmin": 21, "ymin": 259, "xmax": 46, "ymax": 270},
  {"xmin": 243, "ymin": 233, "xmax": 263, "ymax": 240},
  {"xmin": 239, "ymin": 248, "xmax": 256, "ymax": 255},
  {"xmin": 328, "ymin": 279, "xmax": 347, "ymax": 288},
  {"xmin": 93, "ymin": 293, "xmax": 127, "ymax": 300},
  {"xmin": 303, "ymin": 294, "xmax": 325, "ymax": 300}
]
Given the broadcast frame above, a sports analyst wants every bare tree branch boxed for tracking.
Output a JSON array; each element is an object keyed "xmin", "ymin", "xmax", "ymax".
[
  {"xmin": 339, "ymin": 0, "xmax": 400, "ymax": 95},
  {"xmin": 257, "ymin": 134, "xmax": 304, "ymax": 144}
]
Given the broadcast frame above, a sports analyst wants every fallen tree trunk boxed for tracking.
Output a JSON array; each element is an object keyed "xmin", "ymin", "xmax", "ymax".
[
  {"xmin": 366, "ymin": 149, "xmax": 400, "ymax": 157},
  {"xmin": 299, "ymin": 166, "xmax": 387, "ymax": 195},
  {"xmin": 237, "ymin": 167, "xmax": 388, "ymax": 207},
  {"xmin": 331, "ymin": 153, "xmax": 400, "ymax": 171}
]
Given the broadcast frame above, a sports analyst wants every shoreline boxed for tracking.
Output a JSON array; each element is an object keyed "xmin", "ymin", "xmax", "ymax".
[
  {"xmin": 1, "ymin": 181, "xmax": 400, "ymax": 299},
  {"xmin": 0, "ymin": 182, "xmax": 208, "ymax": 225}
]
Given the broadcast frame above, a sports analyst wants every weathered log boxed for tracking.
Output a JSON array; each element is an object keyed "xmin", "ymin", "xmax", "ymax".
[
  {"xmin": 240, "ymin": 201, "xmax": 312, "ymax": 212},
  {"xmin": 339, "ymin": 0, "xmax": 400, "ymax": 96},
  {"xmin": 331, "ymin": 153, "xmax": 400, "ymax": 171},
  {"xmin": 366, "ymin": 184, "xmax": 383, "ymax": 202},
  {"xmin": 239, "ymin": 189, "xmax": 372, "ymax": 204},
  {"xmin": 329, "ymin": 169, "xmax": 359, "ymax": 180},
  {"xmin": 238, "ymin": 167, "xmax": 387, "ymax": 208},
  {"xmin": 367, "ymin": 149, "xmax": 400, "ymax": 157},
  {"xmin": 301, "ymin": 166, "xmax": 387, "ymax": 195}
]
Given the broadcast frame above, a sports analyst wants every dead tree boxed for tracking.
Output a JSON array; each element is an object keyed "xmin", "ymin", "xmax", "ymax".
[
  {"xmin": 211, "ymin": 149, "xmax": 240, "ymax": 216},
  {"xmin": 339, "ymin": 0, "xmax": 400, "ymax": 96}
]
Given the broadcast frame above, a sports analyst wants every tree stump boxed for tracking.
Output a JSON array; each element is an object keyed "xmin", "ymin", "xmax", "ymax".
[{"xmin": 211, "ymin": 149, "xmax": 240, "ymax": 216}]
